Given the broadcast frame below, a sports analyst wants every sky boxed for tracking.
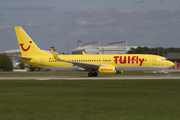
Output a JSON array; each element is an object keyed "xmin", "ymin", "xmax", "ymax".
[{"xmin": 0, "ymin": 0, "xmax": 180, "ymax": 53}]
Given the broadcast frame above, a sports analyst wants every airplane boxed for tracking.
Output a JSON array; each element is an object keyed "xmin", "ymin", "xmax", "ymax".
[{"xmin": 14, "ymin": 26, "xmax": 174, "ymax": 77}]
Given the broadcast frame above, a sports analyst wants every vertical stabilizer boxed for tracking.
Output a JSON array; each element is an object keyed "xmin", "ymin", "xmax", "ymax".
[{"xmin": 15, "ymin": 26, "xmax": 44, "ymax": 57}]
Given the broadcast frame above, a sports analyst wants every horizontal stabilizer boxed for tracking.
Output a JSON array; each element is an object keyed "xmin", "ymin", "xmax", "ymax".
[
  {"xmin": 19, "ymin": 56, "xmax": 32, "ymax": 60},
  {"xmin": 12, "ymin": 55, "xmax": 32, "ymax": 60}
]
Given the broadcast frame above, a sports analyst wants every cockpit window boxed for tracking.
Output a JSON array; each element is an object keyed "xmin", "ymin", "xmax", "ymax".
[{"xmin": 161, "ymin": 59, "xmax": 166, "ymax": 61}]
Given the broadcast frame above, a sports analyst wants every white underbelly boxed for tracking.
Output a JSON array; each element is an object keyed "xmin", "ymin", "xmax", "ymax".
[{"xmin": 115, "ymin": 66, "xmax": 172, "ymax": 71}]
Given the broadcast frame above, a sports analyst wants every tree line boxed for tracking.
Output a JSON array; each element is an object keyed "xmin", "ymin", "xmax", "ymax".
[{"xmin": 127, "ymin": 47, "xmax": 180, "ymax": 56}]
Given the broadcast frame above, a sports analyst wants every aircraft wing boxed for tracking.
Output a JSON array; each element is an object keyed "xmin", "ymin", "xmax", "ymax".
[
  {"xmin": 63, "ymin": 60, "xmax": 100, "ymax": 69},
  {"xmin": 50, "ymin": 49, "xmax": 100, "ymax": 69}
]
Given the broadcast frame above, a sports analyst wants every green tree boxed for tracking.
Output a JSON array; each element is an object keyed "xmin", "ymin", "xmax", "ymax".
[
  {"xmin": 128, "ymin": 47, "xmax": 180, "ymax": 55},
  {"xmin": 29, "ymin": 65, "xmax": 36, "ymax": 71},
  {"xmin": 29, "ymin": 66, "xmax": 41, "ymax": 71},
  {"xmin": 19, "ymin": 62, "xmax": 25, "ymax": 69},
  {"xmin": 128, "ymin": 46, "xmax": 150, "ymax": 54},
  {"xmin": 0, "ymin": 53, "xmax": 13, "ymax": 71}
]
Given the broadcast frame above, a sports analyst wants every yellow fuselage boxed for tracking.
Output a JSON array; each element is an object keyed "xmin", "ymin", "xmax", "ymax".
[{"xmin": 21, "ymin": 54, "xmax": 174, "ymax": 71}]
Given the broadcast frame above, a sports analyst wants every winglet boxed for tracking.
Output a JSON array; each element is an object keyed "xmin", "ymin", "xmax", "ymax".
[
  {"xmin": 50, "ymin": 49, "xmax": 61, "ymax": 60},
  {"xmin": 82, "ymin": 51, "xmax": 86, "ymax": 55}
]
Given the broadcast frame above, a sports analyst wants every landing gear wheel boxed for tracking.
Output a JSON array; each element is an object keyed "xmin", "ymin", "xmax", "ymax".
[
  {"xmin": 88, "ymin": 72, "xmax": 98, "ymax": 77},
  {"xmin": 92, "ymin": 72, "xmax": 98, "ymax": 77},
  {"xmin": 88, "ymin": 72, "xmax": 93, "ymax": 77}
]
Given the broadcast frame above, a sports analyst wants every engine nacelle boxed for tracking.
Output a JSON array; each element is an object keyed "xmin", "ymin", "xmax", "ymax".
[{"xmin": 99, "ymin": 66, "xmax": 116, "ymax": 74}]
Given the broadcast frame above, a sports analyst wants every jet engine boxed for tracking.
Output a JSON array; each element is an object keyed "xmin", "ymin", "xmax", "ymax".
[{"xmin": 99, "ymin": 66, "xmax": 116, "ymax": 74}]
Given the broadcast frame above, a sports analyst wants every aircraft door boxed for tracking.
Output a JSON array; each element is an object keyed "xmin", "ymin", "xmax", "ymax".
[
  {"xmin": 152, "ymin": 57, "xmax": 156, "ymax": 65},
  {"xmin": 98, "ymin": 59, "xmax": 101, "ymax": 65},
  {"xmin": 40, "ymin": 58, "xmax": 44, "ymax": 66}
]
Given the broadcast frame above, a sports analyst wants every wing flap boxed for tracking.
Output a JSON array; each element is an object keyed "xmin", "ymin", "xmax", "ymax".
[{"xmin": 62, "ymin": 60, "xmax": 100, "ymax": 68}]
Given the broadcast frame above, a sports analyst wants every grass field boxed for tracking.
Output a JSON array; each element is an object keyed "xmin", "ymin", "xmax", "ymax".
[
  {"xmin": 0, "ymin": 71, "xmax": 159, "ymax": 77},
  {"xmin": 0, "ymin": 79, "xmax": 180, "ymax": 120}
]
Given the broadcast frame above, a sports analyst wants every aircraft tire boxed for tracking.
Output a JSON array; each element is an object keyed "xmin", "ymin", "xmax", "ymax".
[
  {"xmin": 92, "ymin": 72, "xmax": 98, "ymax": 77},
  {"xmin": 88, "ymin": 72, "xmax": 93, "ymax": 77}
]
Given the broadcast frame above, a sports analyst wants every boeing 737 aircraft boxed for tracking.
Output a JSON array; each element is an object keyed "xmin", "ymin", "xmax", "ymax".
[{"xmin": 15, "ymin": 26, "xmax": 174, "ymax": 77}]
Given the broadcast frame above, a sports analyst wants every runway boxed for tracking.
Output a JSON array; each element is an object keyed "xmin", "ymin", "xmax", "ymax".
[{"xmin": 0, "ymin": 75, "xmax": 179, "ymax": 80}]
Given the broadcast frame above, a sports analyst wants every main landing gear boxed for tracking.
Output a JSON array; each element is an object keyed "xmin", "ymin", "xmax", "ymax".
[{"xmin": 88, "ymin": 72, "xmax": 98, "ymax": 77}]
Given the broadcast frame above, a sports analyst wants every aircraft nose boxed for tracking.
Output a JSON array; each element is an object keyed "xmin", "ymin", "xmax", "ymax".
[{"xmin": 168, "ymin": 61, "xmax": 175, "ymax": 66}]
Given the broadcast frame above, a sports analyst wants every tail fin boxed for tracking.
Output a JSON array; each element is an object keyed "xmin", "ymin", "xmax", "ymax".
[{"xmin": 14, "ymin": 26, "xmax": 44, "ymax": 57}]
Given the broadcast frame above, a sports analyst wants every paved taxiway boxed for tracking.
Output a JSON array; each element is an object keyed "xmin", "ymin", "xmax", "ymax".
[{"xmin": 0, "ymin": 75, "xmax": 179, "ymax": 80}]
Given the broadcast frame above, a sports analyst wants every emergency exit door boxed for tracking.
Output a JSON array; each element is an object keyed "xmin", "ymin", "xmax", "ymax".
[{"xmin": 40, "ymin": 58, "xmax": 44, "ymax": 66}]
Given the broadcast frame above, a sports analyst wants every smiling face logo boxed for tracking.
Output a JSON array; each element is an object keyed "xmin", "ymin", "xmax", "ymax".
[{"xmin": 20, "ymin": 41, "xmax": 32, "ymax": 51}]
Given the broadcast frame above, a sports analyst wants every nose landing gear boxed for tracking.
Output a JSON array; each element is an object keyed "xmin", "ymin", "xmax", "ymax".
[{"xmin": 156, "ymin": 72, "xmax": 159, "ymax": 77}]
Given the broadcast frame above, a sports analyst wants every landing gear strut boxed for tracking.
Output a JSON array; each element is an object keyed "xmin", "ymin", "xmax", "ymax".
[
  {"xmin": 156, "ymin": 72, "xmax": 159, "ymax": 77},
  {"xmin": 88, "ymin": 72, "xmax": 98, "ymax": 77}
]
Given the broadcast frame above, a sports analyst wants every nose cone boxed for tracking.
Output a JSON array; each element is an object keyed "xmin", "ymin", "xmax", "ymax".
[{"xmin": 168, "ymin": 61, "xmax": 175, "ymax": 67}]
